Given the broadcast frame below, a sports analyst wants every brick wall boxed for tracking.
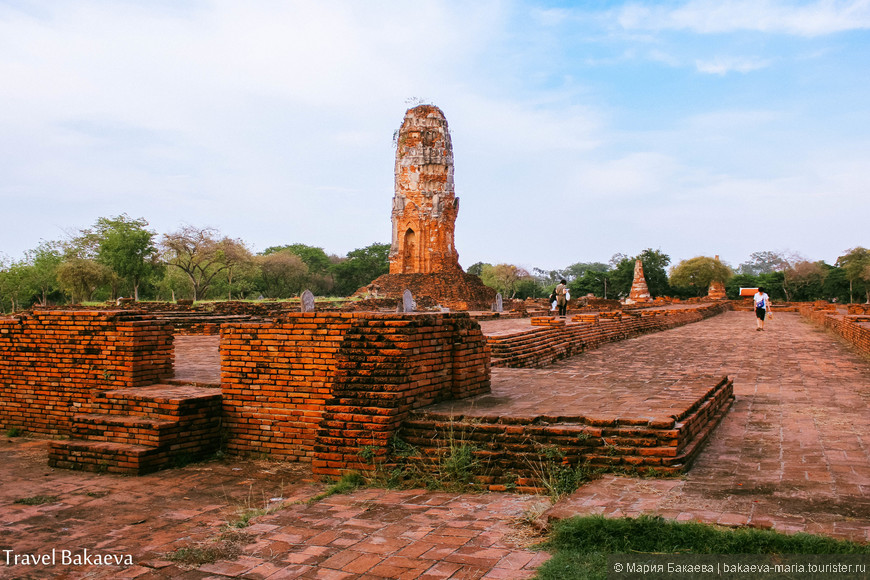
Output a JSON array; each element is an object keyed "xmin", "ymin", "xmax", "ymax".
[
  {"xmin": 220, "ymin": 312, "xmax": 490, "ymax": 472},
  {"xmin": 489, "ymin": 303, "xmax": 730, "ymax": 368},
  {"xmin": 0, "ymin": 310, "xmax": 173, "ymax": 435},
  {"xmin": 800, "ymin": 304, "xmax": 870, "ymax": 358}
]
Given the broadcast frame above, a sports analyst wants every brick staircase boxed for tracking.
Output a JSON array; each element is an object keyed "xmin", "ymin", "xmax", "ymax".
[{"xmin": 49, "ymin": 384, "xmax": 222, "ymax": 475}]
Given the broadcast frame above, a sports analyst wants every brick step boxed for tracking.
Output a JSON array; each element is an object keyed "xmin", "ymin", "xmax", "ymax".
[
  {"xmin": 48, "ymin": 440, "xmax": 167, "ymax": 475},
  {"xmin": 397, "ymin": 376, "xmax": 734, "ymax": 485},
  {"xmin": 92, "ymin": 384, "xmax": 222, "ymax": 420},
  {"xmin": 71, "ymin": 413, "xmax": 179, "ymax": 447},
  {"xmin": 50, "ymin": 383, "xmax": 223, "ymax": 476}
]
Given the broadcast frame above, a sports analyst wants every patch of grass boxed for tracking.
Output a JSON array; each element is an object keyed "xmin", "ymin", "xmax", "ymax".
[
  {"xmin": 535, "ymin": 515, "xmax": 870, "ymax": 580},
  {"xmin": 529, "ymin": 445, "xmax": 599, "ymax": 502},
  {"xmin": 308, "ymin": 471, "xmax": 366, "ymax": 504},
  {"xmin": 226, "ymin": 483, "xmax": 286, "ymax": 528},
  {"xmin": 166, "ymin": 529, "xmax": 250, "ymax": 567},
  {"xmin": 5, "ymin": 427, "xmax": 23, "ymax": 438},
  {"xmin": 14, "ymin": 495, "xmax": 58, "ymax": 505}
]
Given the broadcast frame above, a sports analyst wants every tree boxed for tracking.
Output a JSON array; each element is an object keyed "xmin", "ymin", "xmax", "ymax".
[
  {"xmin": 738, "ymin": 251, "xmax": 789, "ymax": 276},
  {"xmin": 0, "ymin": 259, "xmax": 33, "ymax": 312},
  {"xmin": 669, "ymin": 256, "xmax": 733, "ymax": 297},
  {"xmin": 220, "ymin": 239, "xmax": 254, "ymax": 300},
  {"xmin": 480, "ymin": 264, "xmax": 532, "ymax": 298},
  {"xmin": 571, "ymin": 269, "xmax": 612, "ymax": 299},
  {"xmin": 24, "ymin": 241, "xmax": 63, "ymax": 306},
  {"xmin": 784, "ymin": 260, "xmax": 827, "ymax": 302},
  {"xmin": 161, "ymin": 226, "xmax": 236, "ymax": 301},
  {"xmin": 56, "ymin": 258, "xmax": 110, "ymax": 303},
  {"xmin": 263, "ymin": 244, "xmax": 332, "ymax": 274},
  {"xmin": 837, "ymin": 247, "xmax": 870, "ymax": 303},
  {"xmin": 92, "ymin": 215, "xmax": 157, "ymax": 301},
  {"xmin": 255, "ymin": 251, "xmax": 309, "ymax": 298},
  {"xmin": 332, "ymin": 243, "xmax": 390, "ymax": 296},
  {"xmin": 467, "ymin": 262, "xmax": 487, "ymax": 277}
]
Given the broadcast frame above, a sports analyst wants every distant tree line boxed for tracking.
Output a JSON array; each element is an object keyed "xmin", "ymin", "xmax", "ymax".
[
  {"xmin": 1, "ymin": 215, "xmax": 868, "ymax": 312},
  {"xmin": 470, "ymin": 247, "xmax": 870, "ymax": 305},
  {"xmin": 0, "ymin": 215, "xmax": 390, "ymax": 312}
]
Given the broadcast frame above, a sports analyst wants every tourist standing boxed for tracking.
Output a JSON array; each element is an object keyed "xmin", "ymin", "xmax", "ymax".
[
  {"xmin": 753, "ymin": 286, "xmax": 771, "ymax": 331},
  {"xmin": 556, "ymin": 279, "xmax": 568, "ymax": 317}
]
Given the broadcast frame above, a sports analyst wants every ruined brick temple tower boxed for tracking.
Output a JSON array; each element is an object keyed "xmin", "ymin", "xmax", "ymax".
[
  {"xmin": 389, "ymin": 105, "xmax": 462, "ymax": 275},
  {"xmin": 627, "ymin": 259, "xmax": 652, "ymax": 303},
  {"xmin": 357, "ymin": 105, "xmax": 495, "ymax": 310}
]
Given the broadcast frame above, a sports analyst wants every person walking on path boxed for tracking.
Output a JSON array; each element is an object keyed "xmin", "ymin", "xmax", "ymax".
[
  {"xmin": 754, "ymin": 286, "xmax": 771, "ymax": 331},
  {"xmin": 555, "ymin": 279, "xmax": 568, "ymax": 317}
]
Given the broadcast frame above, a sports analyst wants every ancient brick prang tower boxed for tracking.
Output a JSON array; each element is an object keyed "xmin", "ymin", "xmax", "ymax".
[
  {"xmin": 389, "ymin": 105, "xmax": 461, "ymax": 275},
  {"xmin": 627, "ymin": 259, "xmax": 652, "ymax": 303},
  {"xmin": 707, "ymin": 255, "xmax": 728, "ymax": 300},
  {"xmin": 355, "ymin": 105, "xmax": 495, "ymax": 311}
]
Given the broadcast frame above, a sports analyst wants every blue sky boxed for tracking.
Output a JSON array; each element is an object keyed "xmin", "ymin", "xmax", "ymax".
[{"xmin": 1, "ymin": 0, "xmax": 868, "ymax": 272}]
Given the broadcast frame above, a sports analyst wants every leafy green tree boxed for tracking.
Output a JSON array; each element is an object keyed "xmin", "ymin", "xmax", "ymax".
[
  {"xmin": 332, "ymin": 243, "xmax": 390, "ymax": 296},
  {"xmin": 161, "ymin": 226, "xmax": 241, "ymax": 301},
  {"xmin": 570, "ymin": 269, "xmax": 613, "ymax": 299},
  {"xmin": 669, "ymin": 256, "xmax": 732, "ymax": 297},
  {"xmin": 738, "ymin": 251, "xmax": 789, "ymax": 275},
  {"xmin": 57, "ymin": 258, "xmax": 111, "ymax": 303},
  {"xmin": 255, "ymin": 250, "xmax": 309, "ymax": 298},
  {"xmin": 91, "ymin": 215, "xmax": 157, "ymax": 301},
  {"xmin": 821, "ymin": 264, "xmax": 850, "ymax": 303},
  {"xmin": 562, "ymin": 262, "xmax": 609, "ymax": 281},
  {"xmin": 25, "ymin": 241, "xmax": 63, "ymax": 306},
  {"xmin": 480, "ymin": 264, "xmax": 533, "ymax": 298},
  {"xmin": 837, "ymin": 247, "xmax": 870, "ymax": 303},
  {"xmin": 757, "ymin": 271, "xmax": 786, "ymax": 301},
  {"xmin": 783, "ymin": 260, "xmax": 827, "ymax": 302},
  {"xmin": 0, "ymin": 259, "xmax": 33, "ymax": 312},
  {"xmin": 514, "ymin": 278, "xmax": 545, "ymax": 299},
  {"xmin": 466, "ymin": 262, "xmax": 487, "ymax": 277},
  {"xmin": 263, "ymin": 244, "xmax": 333, "ymax": 275}
]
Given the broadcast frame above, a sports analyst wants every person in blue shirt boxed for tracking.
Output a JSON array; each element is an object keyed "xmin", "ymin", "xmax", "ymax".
[{"xmin": 753, "ymin": 287, "xmax": 771, "ymax": 331}]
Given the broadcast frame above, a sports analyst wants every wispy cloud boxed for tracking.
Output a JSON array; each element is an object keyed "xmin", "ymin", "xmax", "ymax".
[
  {"xmin": 695, "ymin": 56, "xmax": 773, "ymax": 74},
  {"xmin": 618, "ymin": 0, "xmax": 870, "ymax": 37}
]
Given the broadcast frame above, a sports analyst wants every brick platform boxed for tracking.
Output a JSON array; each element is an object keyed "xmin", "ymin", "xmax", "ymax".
[
  {"xmin": 486, "ymin": 303, "xmax": 728, "ymax": 368},
  {"xmin": 49, "ymin": 385, "xmax": 222, "ymax": 475},
  {"xmin": 402, "ymin": 373, "xmax": 733, "ymax": 488}
]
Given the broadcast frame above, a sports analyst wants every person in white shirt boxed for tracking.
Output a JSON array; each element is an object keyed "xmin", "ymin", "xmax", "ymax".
[{"xmin": 753, "ymin": 287, "xmax": 771, "ymax": 331}]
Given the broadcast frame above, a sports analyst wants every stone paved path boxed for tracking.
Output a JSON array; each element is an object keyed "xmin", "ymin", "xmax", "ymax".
[
  {"xmin": 546, "ymin": 311, "xmax": 870, "ymax": 542},
  {"xmin": 1, "ymin": 310, "xmax": 868, "ymax": 579}
]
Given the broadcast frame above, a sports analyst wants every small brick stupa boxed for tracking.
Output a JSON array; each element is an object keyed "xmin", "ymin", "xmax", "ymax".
[
  {"xmin": 626, "ymin": 259, "xmax": 652, "ymax": 304},
  {"xmin": 355, "ymin": 105, "xmax": 496, "ymax": 310},
  {"xmin": 707, "ymin": 255, "xmax": 728, "ymax": 300}
]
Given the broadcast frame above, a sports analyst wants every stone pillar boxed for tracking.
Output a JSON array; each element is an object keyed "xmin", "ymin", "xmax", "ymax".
[
  {"xmin": 628, "ymin": 259, "xmax": 652, "ymax": 303},
  {"xmin": 389, "ymin": 105, "xmax": 461, "ymax": 275}
]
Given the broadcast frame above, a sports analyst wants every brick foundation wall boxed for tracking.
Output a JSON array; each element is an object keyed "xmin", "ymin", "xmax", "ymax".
[
  {"xmin": 0, "ymin": 310, "xmax": 173, "ymax": 435},
  {"xmin": 220, "ymin": 312, "xmax": 490, "ymax": 471},
  {"xmin": 401, "ymin": 375, "xmax": 733, "ymax": 490},
  {"xmin": 800, "ymin": 304, "xmax": 870, "ymax": 358},
  {"xmin": 489, "ymin": 303, "xmax": 730, "ymax": 368}
]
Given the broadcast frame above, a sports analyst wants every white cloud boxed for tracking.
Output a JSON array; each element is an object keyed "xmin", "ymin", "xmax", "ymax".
[
  {"xmin": 618, "ymin": 0, "xmax": 870, "ymax": 37},
  {"xmin": 694, "ymin": 57, "xmax": 773, "ymax": 74}
]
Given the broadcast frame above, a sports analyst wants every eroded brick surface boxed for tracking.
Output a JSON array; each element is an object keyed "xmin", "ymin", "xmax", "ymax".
[{"xmin": 0, "ymin": 310, "xmax": 173, "ymax": 436}]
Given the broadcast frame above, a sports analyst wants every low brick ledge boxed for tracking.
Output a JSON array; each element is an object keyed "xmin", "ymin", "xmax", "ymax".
[{"xmin": 397, "ymin": 375, "xmax": 734, "ymax": 489}]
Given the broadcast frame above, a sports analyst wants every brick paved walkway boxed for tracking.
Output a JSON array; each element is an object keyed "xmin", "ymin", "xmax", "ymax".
[
  {"xmin": 546, "ymin": 311, "xmax": 870, "ymax": 542},
  {"xmin": 1, "ymin": 310, "xmax": 868, "ymax": 579}
]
